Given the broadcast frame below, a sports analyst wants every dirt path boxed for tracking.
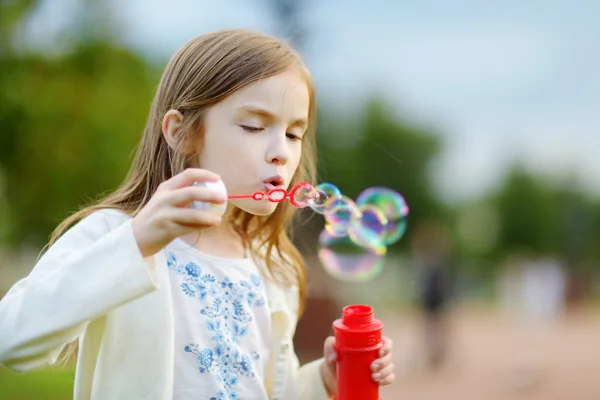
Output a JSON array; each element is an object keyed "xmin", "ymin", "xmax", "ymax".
[{"xmin": 378, "ymin": 308, "xmax": 600, "ymax": 400}]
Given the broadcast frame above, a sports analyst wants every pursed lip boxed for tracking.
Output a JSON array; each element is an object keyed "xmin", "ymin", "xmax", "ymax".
[{"xmin": 263, "ymin": 175, "xmax": 285, "ymax": 192}]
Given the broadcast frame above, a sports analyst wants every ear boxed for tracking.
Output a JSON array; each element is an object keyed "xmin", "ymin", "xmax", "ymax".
[{"xmin": 162, "ymin": 109, "xmax": 185, "ymax": 150}]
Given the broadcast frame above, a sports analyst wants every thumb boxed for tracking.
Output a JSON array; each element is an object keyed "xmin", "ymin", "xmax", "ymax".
[
  {"xmin": 323, "ymin": 336, "xmax": 337, "ymax": 365},
  {"xmin": 321, "ymin": 336, "xmax": 338, "ymax": 396}
]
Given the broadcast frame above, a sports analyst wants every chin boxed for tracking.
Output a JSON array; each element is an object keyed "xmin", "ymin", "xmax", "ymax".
[{"xmin": 232, "ymin": 199, "xmax": 278, "ymax": 216}]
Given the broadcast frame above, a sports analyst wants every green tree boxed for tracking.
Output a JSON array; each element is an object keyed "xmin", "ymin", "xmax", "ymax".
[
  {"xmin": 492, "ymin": 165, "xmax": 561, "ymax": 257},
  {"xmin": 0, "ymin": 0, "xmax": 161, "ymax": 248},
  {"xmin": 0, "ymin": 42, "xmax": 159, "ymax": 247}
]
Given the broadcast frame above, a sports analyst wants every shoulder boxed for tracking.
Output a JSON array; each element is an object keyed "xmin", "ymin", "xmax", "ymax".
[
  {"xmin": 52, "ymin": 208, "xmax": 132, "ymax": 249},
  {"xmin": 82, "ymin": 208, "xmax": 131, "ymax": 229},
  {"xmin": 32, "ymin": 208, "xmax": 135, "ymax": 274}
]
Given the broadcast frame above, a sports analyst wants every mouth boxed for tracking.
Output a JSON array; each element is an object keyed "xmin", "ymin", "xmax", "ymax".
[{"xmin": 263, "ymin": 175, "xmax": 284, "ymax": 191}]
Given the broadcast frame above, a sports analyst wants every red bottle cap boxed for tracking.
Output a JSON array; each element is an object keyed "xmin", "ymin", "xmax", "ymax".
[{"xmin": 334, "ymin": 304, "xmax": 383, "ymax": 351}]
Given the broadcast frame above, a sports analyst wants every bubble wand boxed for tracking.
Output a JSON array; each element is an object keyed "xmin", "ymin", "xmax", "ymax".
[{"xmin": 223, "ymin": 181, "xmax": 408, "ymax": 255}]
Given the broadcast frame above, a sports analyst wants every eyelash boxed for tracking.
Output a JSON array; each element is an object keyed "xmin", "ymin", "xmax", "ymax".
[
  {"xmin": 286, "ymin": 133, "xmax": 302, "ymax": 142},
  {"xmin": 240, "ymin": 125, "xmax": 263, "ymax": 133},
  {"xmin": 240, "ymin": 125, "xmax": 302, "ymax": 142}
]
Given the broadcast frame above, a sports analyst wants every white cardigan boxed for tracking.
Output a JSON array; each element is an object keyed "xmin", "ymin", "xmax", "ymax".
[{"xmin": 0, "ymin": 209, "xmax": 329, "ymax": 400}]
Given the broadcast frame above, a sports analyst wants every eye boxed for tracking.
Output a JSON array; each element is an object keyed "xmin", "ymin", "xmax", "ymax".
[
  {"xmin": 286, "ymin": 133, "xmax": 302, "ymax": 141},
  {"xmin": 240, "ymin": 125, "xmax": 264, "ymax": 133}
]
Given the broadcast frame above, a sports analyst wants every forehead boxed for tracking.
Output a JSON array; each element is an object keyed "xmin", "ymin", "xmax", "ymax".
[{"xmin": 216, "ymin": 69, "xmax": 310, "ymax": 118}]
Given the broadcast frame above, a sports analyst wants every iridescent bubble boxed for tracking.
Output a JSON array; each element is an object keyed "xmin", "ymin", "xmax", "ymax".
[
  {"xmin": 323, "ymin": 196, "xmax": 360, "ymax": 237},
  {"xmin": 308, "ymin": 183, "xmax": 341, "ymax": 214},
  {"xmin": 348, "ymin": 204, "xmax": 388, "ymax": 256},
  {"xmin": 356, "ymin": 187, "xmax": 409, "ymax": 245},
  {"xmin": 318, "ymin": 230, "xmax": 385, "ymax": 281},
  {"xmin": 290, "ymin": 182, "xmax": 314, "ymax": 208}
]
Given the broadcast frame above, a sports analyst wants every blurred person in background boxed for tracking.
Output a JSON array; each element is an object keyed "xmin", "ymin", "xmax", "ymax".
[{"xmin": 411, "ymin": 219, "xmax": 453, "ymax": 372}]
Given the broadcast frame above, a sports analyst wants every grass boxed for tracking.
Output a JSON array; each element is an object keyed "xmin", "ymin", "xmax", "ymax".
[{"xmin": 0, "ymin": 365, "xmax": 75, "ymax": 400}]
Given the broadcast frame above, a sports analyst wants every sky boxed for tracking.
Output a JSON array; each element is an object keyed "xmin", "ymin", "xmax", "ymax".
[{"xmin": 23, "ymin": 0, "xmax": 600, "ymax": 202}]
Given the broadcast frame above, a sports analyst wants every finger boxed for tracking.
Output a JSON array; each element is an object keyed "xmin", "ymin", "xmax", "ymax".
[
  {"xmin": 160, "ymin": 168, "xmax": 221, "ymax": 191},
  {"xmin": 372, "ymin": 352, "xmax": 393, "ymax": 371},
  {"xmin": 323, "ymin": 336, "xmax": 337, "ymax": 364},
  {"xmin": 167, "ymin": 186, "xmax": 226, "ymax": 207},
  {"xmin": 169, "ymin": 207, "xmax": 222, "ymax": 228},
  {"xmin": 378, "ymin": 337, "xmax": 393, "ymax": 357},
  {"xmin": 377, "ymin": 373, "xmax": 395, "ymax": 386},
  {"xmin": 372, "ymin": 363, "xmax": 394, "ymax": 382}
]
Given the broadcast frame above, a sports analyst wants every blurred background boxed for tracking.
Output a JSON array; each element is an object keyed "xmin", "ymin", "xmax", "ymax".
[{"xmin": 1, "ymin": 0, "xmax": 600, "ymax": 399}]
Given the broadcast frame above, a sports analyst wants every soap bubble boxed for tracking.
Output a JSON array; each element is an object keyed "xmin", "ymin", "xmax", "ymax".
[
  {"xmin": 323, "ymin": 196, "xmax": 360, "ymax": 237},
  {"xmin": 318, "ymin": 230, "xmax": 385, "ymax": 281},
  {"xmin": 356, "ymin": 187, "xmax": 409, "ymax": 245},
  {"xmin": 308, "ymin": 183, "xmax": 341, "ymax": 214},
  {"xmin": 348, "ymin": 204, "xmax": 388, "ymax": 256}
]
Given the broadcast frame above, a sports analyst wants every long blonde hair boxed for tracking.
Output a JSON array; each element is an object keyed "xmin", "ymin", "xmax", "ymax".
[{"xmin": 48, "ymin": 29, "xmax": 316, "ymax": 324}]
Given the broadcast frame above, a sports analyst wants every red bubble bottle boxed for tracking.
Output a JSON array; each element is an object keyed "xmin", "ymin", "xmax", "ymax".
[{"xmin": 333, "ymin": 304, "xmax": 384, "ymax": 400}]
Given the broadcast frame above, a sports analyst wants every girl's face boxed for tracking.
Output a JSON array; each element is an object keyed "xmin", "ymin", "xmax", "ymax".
[{"xmin": 197, "ymin": 68, "xmax": 310, "ymax": 216}]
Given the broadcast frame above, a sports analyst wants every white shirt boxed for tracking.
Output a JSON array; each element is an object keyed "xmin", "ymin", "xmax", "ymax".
[
  {"xmin": 0, "ymin": 209, "xmax": 329, "ymax": 400},
  {"xmin": 166, "ymin": 239, "xmax": 271, "ymax": 399}
]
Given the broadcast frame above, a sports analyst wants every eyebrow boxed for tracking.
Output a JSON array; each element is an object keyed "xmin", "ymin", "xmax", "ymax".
[{"xmin": 237, "ymin": 106, "xmax": 308, "ymax": 130}]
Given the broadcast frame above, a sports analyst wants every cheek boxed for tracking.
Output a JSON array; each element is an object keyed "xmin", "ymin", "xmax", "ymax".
[
  {"xmin": 198, "ymin": 128, "xmax": 244, "ymax": 168},
  {"xmin": 199, "ymin": 141, "xmax": 262, "ymax": 188},
  {"xmin": 292, "ymin": 146, "xmax": 303, "ymax": 169},
  {"xmin": 285, "ymin": 150, "xmax": 303, "ymax": 179}
]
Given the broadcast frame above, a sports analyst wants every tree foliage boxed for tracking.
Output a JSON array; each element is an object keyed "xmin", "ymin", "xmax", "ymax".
[{"xmin": 0, "ymin": 41, "xmax": 159, "ymax": 245}]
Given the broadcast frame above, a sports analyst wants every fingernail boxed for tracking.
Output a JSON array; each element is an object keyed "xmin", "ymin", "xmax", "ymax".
[
  {"xmin": 371, "ymin": 363, "xmax": 379, "ymax": 371},
  {"xmin": 379, "ymin": 349, "xmax": 386, "ymax": 357},
  {"xmin": 328, "ymin": 354, "xmax": 337, "ymax": 363},
  {"xmin": 372, "ymin": 373, "xmax": 381, "ymax": 381}
]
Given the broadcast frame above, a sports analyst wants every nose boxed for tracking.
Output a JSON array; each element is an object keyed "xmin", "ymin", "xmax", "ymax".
[
  {"xmin": 269, "ymin": 156, "xmax": 286, "ymax": 165},
  {"xmin": 266, "ymin": 132, "xmax": 291, "ymax": 166}
]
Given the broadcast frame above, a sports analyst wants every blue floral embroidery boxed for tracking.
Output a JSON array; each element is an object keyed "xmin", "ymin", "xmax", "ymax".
[{"xmin": 168, "ymin": 251, "xmax": 266, "ymax": 399}]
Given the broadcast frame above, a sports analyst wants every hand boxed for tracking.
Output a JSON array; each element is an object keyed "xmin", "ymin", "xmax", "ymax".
[
  {"xmin": 320, "ymin": 336, "xmax": 395, "ymax": 396},
  {"xmin": 132, "ymin": 168, "xmax": 226, "ymax": 257}
]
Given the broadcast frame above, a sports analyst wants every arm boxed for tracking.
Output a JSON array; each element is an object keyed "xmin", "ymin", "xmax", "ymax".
[
  {"xmin": 296, "ymin": 356, "xmax": 331, "ymax": 400},
  {"xmin": 0, "ymin": 210, "xmax": 159, "ymax": 372},
  {"xmin": 281, "ymin": 286, "xmax": 330, "ymax": 399}
]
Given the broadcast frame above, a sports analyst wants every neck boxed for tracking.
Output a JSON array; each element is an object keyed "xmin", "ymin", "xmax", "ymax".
[{"xmin": 180, "ymin": 206, "xmax": 246, "ymax": 259}]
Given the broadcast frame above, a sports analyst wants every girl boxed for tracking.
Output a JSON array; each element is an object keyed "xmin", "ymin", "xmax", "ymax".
[{"xmin": 0, "ymin": 29, "xmax": 395, "ymax": 399}]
